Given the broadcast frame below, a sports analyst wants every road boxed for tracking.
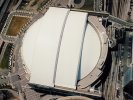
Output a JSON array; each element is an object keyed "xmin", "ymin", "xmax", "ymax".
[
  {"xmin": 0, "ymin": 0, "xmax": 11, "ymax": 22},
  {"xmin": 12, "ymin": 0, "xmax": 22, "ymax": 11},
  {"xmin": 0, "ymin": 88, "xmax": 18, "ymax": 97},
  {"xmin": 71, "ymin": 9, "xmax": 133, "ymax": 27},
  {"xmin": 0, "ymin": 0, "xmax": 4, "ymax": 7},
  {"xmin": 0, "ymin": 42, "xmax": 8, "ymax": 64}
]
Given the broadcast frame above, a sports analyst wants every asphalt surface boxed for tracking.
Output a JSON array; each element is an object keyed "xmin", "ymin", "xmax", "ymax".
[{"xmin": 0, "ymin": 0, "xmax": 11, "ymax": 22}]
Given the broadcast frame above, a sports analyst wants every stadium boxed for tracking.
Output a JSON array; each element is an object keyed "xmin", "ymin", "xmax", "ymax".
[{"xmin": 18, "ymin": 7, "xmax": 108, "ymax": 96}]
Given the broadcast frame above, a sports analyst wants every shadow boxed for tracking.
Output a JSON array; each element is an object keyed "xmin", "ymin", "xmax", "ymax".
[{"xmin": 90, "ymin": 48, "xmax": 112, "ymax": 88}]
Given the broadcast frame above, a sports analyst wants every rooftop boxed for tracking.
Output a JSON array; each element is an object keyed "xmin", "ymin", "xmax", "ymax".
[{"xmin": 21, "ymin": 7, "xmax": 108, "ymax": 90}]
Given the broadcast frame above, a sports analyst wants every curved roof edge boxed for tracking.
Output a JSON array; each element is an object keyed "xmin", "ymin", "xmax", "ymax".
[{"xmin": 77, "ymin": 16, "xmax": 108, "ymax": 89}]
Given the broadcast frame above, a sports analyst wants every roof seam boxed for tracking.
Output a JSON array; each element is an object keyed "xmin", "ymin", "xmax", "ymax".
[{"xmin": 53, "ymin": 9, "xmax": 70, "ymax": 85}]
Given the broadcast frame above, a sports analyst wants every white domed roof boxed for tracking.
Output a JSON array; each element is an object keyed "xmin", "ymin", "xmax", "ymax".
[{"xmin": 21, "ymin": 7, "xmax": 107, "ymax": 89}]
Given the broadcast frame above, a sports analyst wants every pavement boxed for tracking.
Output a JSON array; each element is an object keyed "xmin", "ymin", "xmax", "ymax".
[
  {"xmin": 0, "ymin": 8, "xmax": 35, "ymax": 100},
  {"xmin": 12, "ymin": 0, "xmax": 23, "ymax": 11},
  {"xmin": 0, "ymin": 88, "xmax": 19, "ymax": 98},
  {"xmin": 0, "ymin": 42, "xmax": 8, "ymax": 64},
  {"xmin": 0, "ymin": 0, "xmax": 4, "ymax": 8},
  {"xmin": 0, "ymin": 36, "xmax": 3, "ymax": 45},
  {"xmin": 0, "ymin": 0, "xmax": 11, "ymax": 22}
]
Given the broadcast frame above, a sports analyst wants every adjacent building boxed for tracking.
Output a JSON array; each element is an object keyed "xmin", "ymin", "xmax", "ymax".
[{"xmin": 102, "ymin": 0, "xmax": 130, "ymax": 20}]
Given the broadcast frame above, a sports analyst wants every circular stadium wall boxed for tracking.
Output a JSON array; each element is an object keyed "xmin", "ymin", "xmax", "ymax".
[{"xmin": 20, "ymin": 7, "xmax": 108, "ymax": 90}]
